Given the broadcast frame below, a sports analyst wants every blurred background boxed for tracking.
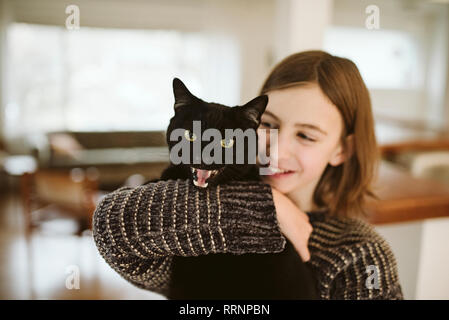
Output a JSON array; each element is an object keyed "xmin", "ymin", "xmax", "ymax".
[{"xmin": 0, "ymin": 0, "xmax": 449, "ymax": 300}]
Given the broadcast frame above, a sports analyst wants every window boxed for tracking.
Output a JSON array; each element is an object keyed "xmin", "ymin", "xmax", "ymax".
[
  {"xmin": 323, "ymin": 26, "xmax": 424, "ymax": 90},
  {"xmin": 6, "ymin": 23, "xmax": 240, "ymax": 135}
]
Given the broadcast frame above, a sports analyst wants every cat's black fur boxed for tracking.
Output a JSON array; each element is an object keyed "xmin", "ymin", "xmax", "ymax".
[
  {"xmin": 144, "ymin": 78, "xmax": 318, "ymax": 299},
  {"xmin": 144, "ymin": 78, "xmax": 267, "ymax": 187}
]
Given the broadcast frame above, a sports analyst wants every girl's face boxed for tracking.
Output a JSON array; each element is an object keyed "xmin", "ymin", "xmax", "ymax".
[{"xmin": 258, "ymin": 83, "xmax": 348, "ymax": 200}]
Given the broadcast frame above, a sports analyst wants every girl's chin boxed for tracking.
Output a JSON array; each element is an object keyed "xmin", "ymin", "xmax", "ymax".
[{"xmin": 262, "ymin": 176, "xmax": 297, "ymax": 193}]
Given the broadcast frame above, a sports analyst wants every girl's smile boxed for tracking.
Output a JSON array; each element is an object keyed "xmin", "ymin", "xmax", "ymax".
[{"xmin": 265, "ymin": 166, "xmax": 297, "ymax": 179}]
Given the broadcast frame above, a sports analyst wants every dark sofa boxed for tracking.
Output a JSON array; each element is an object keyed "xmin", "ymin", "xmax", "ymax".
[{"xmin": 30, "ymin": 131, "xmax": 170, "ymax": 191}]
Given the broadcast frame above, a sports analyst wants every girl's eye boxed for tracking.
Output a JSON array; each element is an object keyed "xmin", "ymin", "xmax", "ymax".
[
  {"xmin": 297, "ymin": 132, "xmax": 315, "ymax": 142},
  {"xmin": 221, "ymin": 138, "xmax": 234, "ymax": 148},
  {"xmin": 184, "ymin": 129, "xmax": 197, "ymax": 142},
  {"xmin": 260, "ymin": 121, "xmax": 274, "ymax": 128}
]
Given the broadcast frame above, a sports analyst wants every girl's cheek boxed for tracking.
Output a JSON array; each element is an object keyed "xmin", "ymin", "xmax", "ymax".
[{"xmin": 295, "ymin": 149, "xmax": 327, "ymax": 173}]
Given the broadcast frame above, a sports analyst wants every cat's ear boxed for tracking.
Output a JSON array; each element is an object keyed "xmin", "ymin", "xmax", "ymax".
[
  {"xmin": 173, "ymin": 78, "xmax": 195, "ymax": 110},
  {"xmin": 240, "ymin": 95, "xmax": 269, "ymax": 126}
]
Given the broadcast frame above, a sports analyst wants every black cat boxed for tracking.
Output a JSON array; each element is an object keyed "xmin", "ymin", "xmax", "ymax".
[
  {"xmin": 146, "ymin": 78, "xmax": 318, "ymax": 299},
  {"xmin": 145, "ymin": 77, "xmax": 267, "ymax": 187}
]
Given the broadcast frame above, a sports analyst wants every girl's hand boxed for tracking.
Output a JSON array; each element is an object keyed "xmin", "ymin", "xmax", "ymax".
[{"xmin": 271, "ymin": 187, "xmax": 313, "ymax": 262}]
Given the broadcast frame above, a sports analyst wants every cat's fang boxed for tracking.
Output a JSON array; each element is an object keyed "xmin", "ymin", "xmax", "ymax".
[
  {"xmin": 191, "ymin": 168, "xmax": 214, "ymax": 187},
  {"xmin": 193, "ymin": 179, "xmax": 208, "ymax": 188},
  {"xmin": 191, "ymin": 167, "xmax": 225, "ymax": 188}
]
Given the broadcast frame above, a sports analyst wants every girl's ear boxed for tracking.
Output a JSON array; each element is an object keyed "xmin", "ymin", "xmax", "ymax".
[{"xmin": 329, "ymin": 134, "xmax": 354, "ymax": 167}]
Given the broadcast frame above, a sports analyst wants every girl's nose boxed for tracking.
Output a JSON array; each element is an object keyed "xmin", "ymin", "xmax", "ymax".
[{"xmin": 268, "ymin": 131, "xmax": 292, "ymax": 165}]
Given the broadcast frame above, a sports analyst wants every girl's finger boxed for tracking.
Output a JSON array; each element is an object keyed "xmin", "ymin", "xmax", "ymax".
[{"xmin": 295, "ymin": 243, "xmax": 311, "ymax": 262}]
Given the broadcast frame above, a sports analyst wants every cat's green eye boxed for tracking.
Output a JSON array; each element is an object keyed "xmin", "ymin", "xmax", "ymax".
[
  {"xmin": 220, "ymin": 138, "xmax": 234, "ymax": 148},
  {"xmin": 184, "ymin": 130, "xmax": 197, "ymax": 142}
]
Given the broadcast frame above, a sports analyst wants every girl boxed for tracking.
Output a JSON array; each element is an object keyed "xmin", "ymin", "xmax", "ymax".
[{"xmin": 93, "ymin": 50, "xmax": 403, "ymax": 299}]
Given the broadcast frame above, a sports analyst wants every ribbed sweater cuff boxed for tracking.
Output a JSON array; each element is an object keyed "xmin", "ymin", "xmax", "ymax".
[
  {"xmin": 218, "ymin": 180, "xmax": 287, "ymax": 254},
  {"xmin": 93, "ymin": 179, "xmax": 286, "ymax": 259}
]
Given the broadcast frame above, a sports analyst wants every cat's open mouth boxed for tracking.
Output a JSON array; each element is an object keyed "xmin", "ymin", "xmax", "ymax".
[{"xmin": 191, "ymin": 167, "xmax": 223, "ymax": 188}]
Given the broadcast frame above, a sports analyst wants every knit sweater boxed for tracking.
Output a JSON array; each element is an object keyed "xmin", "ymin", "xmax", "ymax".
[{"xmin": 92, "ymin": 179, "xmax": 404, "ymax": 300}]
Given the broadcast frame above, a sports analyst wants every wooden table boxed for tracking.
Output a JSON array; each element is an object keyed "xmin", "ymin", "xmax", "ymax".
[{"xmin": 366, "ymin": 160, "xmax": 449, "ymax": 225}]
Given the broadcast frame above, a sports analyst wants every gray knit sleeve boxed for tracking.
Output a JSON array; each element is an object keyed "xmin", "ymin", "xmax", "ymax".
[
  {"xmin": 327, "ymin": 240, "xmax": 404, "ymax": 300},
  {"xmin": 92, "ymin": 179, "xmax": 286, "ymax": 296},
  {"xmin": 308, "ymin": 217, "xmax": 404, "ymax": 300}
]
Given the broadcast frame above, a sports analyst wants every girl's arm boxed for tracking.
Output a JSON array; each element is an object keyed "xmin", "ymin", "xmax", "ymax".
[
  {"xmin": 92, "ymin": 179, "xmax": 287, "ymax": 296},
  {"xmin": 328, "ymin": 241, "xmax": 404, "ymax": 300},
  {"xmin": 308, "ymin": 218, "xmax": 404, "ymax": 300}
]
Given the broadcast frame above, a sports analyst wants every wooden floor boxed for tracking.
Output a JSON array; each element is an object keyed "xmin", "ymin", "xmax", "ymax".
[{"xmin": 0, "ymin": 191, "xmax": 165, "ymax": 300}]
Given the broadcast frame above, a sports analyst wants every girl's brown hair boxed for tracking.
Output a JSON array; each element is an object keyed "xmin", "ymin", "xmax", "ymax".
[{"xmin": 259, "ymin": 50, "xmax": 379, "ymax": 218}]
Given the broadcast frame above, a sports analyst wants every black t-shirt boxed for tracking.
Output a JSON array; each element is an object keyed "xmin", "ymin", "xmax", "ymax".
[{"xmin": 167, "ymin": 217, "xmax": 320, "ymax": 299}]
